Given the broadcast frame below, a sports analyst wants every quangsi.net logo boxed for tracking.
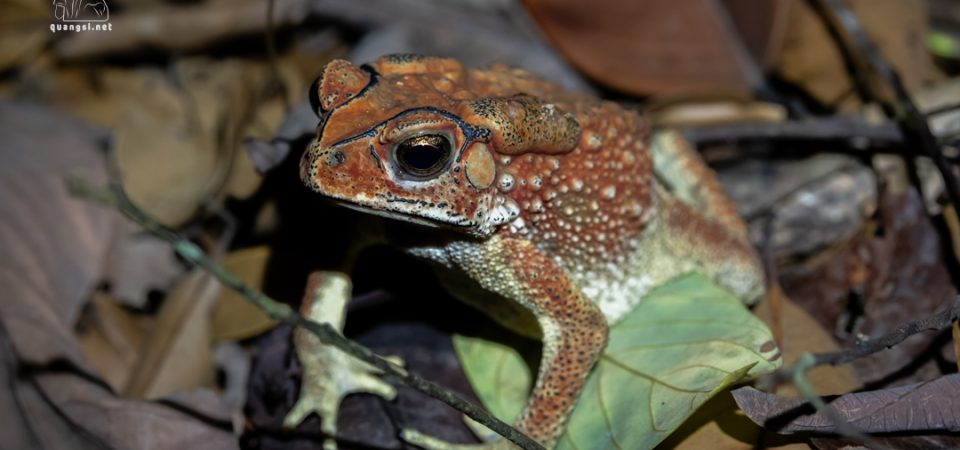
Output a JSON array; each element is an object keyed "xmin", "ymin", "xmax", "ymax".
[{"xmin": 51, "ymin": 0, "xmax": 113, "ymax": 33}]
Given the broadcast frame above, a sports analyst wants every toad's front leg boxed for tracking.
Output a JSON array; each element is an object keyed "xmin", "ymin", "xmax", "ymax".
[
  {"xmin": 284, "ymin": 272, "xmax": 401, "ymax": 450},
  {"xmin": 406, "ymin": 237, "xmax": 609, "ymax": 449}
]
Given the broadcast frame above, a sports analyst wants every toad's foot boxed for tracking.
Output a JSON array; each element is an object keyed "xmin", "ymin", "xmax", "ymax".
[
  {"xmin": 283, "ymin": 272, "xmax": 402, "ymax": 450},
  {"xmin": 400, "ymin": 428, "xmax": 518, "ymax": 450}
]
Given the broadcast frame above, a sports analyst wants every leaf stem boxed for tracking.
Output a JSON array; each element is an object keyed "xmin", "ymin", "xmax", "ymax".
[
  {"xmin": 764, "ymin": 295, "xmax": 960, "ymax": 387},
  {"xmin": 790, "ymin": 354, "xmax": 886, "ymax": 449}
]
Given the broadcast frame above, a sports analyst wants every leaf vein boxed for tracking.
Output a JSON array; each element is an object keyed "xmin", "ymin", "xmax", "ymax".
[
  {"xmin": 561, "ymin": 430, "xmax": 580, "ymax": 450},
  {"xmin": 600, "ymin": 355, "xmax": 711, "ymax": 394},
  {"xmin": 614, "ymin": 318, "xmax": 769, "ymax": 334},
  {"xmin": 612, "ymin": 337, "xmax": 769, "ymax": 360},
  {"xmin": 595, "ymin": 364, "xmax": 625, "ymax": 450}
]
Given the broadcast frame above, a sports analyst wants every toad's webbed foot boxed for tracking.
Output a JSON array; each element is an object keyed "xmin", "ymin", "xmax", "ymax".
[{"xmin": 283, "ymin": 272, "xmax": 402, "ymax": 450}]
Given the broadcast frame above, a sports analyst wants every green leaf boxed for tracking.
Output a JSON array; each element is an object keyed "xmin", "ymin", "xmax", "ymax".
[
  {"xmin": 927, "ymin": 31, "xmax": 959, "ymax": 58},
  {"xmin": 453, "ymin": 272, "xmax": 781, "ymax": 450},
  {"xmin": 455, "ymin": 337, "xmax": 531, "ymax": 424}
]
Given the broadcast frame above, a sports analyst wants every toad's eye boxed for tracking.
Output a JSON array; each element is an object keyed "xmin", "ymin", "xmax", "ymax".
[{"xmin": 394, "ymin": 134, "xmax": 452, "ymax": 179}]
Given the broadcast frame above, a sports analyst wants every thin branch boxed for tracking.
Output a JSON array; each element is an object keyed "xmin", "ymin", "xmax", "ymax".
[
  {"xmin": 926, "ymin": 102, "xmax": 960, "ymax": 118},
  {"xmin": 681, "ymin": 117, "xmax": 904, "ymax": 149},
  {"xmin": 758, "ymin": 297, "xmax": 958, "ymax": 448},
  {"xmin": 805, "ymin": 0, "xmax": 960, "ymax": 231},
  {"xmin": 788, "ymin": 355, "xmax": 888, "ymax": 449},
  {"xmin": 754, "ymin": 295, "xmax": 956, "ymax": 444},
  {"xmin": 764, "ymin": 295, "xmax": 960, "ymax": 387},
  {"xmin": 803, "ymin": 1, "xmax": 873, "ymax": 104},
  {"xmin": 812, "ymin": 296, "xmax": 960, "ymax": 367},
  {"xmin": 66, "ymin": 178, "xmax": 545, "ymax": 450}
]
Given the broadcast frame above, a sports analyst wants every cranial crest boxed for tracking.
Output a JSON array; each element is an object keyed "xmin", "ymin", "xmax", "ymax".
[{"xmin": 464, "ymin": 94, "xmax": 581, "ymax": 156}]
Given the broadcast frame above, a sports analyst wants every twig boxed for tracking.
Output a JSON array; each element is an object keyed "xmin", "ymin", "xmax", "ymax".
[
  {"xmin": 752, "ymin": 294, "xmax": 953, "ymax": 443},
  {"xmin": 788, "ymin": 354, "xmax": 887, "ymax": 449},
  {"xmin": 66, "ymin": 178, "xmax": 545, "ymax": 450},
  {"xmin": 755, "ymin": 294, "xmax": 959, "ymax": 447},
  {"xmin": 813, "ymin": 296, "xmax": 960, "ymax": 367},
  {"xmin": 805, "ymin": 0, "xmax": 960, "ymax": 239},
  {"xmin": 926, "ymin": 102, "xmax": 960, "ymax": 118},
  {"xmin": 681, "ymin": 117, "xmax": 904, "ymax": 150},
  {"xmin": 764, "ymin": 295, "xmax": 960, "ymax": 387}
]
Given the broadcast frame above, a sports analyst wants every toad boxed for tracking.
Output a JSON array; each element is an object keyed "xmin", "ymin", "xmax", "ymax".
[{"xmin": 298, "ymin": 54, "xmax": 764, "ymax": 448}]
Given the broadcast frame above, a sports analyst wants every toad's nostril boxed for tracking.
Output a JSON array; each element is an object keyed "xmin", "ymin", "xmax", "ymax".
[{"xmin": 328, "ymin": 151, "xmax": 347, "ymax": 167}]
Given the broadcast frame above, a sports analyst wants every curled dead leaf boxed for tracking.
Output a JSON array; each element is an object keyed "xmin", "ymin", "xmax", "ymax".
[{"xmin": 732, "ymin": 374, "xmax": 960, "ymax": 435}]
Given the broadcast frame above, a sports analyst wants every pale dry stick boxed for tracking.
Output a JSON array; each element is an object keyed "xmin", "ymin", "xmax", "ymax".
[
  {"xmin": 66, "ymin": 178, "xmax": 545, "ymax": 450},
  {"xmin": 788, "ymin": 354, "xmax": 887, "ymax": 449},
  {"xmin": 765, "ymin": 295, "xmax": 960, "ymax": 386},
  {"xmin": 760, "ymin": 296, "xmax": 960, "ymax": 447}
]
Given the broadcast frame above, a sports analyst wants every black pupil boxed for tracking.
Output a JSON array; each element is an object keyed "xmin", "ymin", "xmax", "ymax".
[{"xmin": 397, "ymin": 135, "xmax": 450, "ymax": 175}]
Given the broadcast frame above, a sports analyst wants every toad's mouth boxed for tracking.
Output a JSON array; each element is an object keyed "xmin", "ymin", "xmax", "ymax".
[{"xmin": 324, "ymin": 196, "xmax": 477, "ymax": 231}]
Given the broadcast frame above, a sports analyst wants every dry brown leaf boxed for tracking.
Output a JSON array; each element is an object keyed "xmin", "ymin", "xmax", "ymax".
[
  {"xmin": 0, "ymin": 101, "xmax": 120, "ymax": 337},
  {"xmin": 779, "ymin": 190, "xmax": 957, "ymax": 387},
  {"xmin": 211, "ymin": 246, "xmax": 277, "ymax": 342},
  {"xmin": 946, "ymin": 205, "xmax": 960, "ymax": 374},
  {"xmin": 524, "ymin": 0, "xmax": 787, "ymax": 94},
  {"xmin": 61, "ymin": 66, "xmax": 220, "ymax": 226},
  {"xmin": 0, "ymin": 0, "xmax": 50, "ymax": 72},
  {"xmin": 53, "ymin": 0, "xmax": 314, "ymax": 61},
  {"xmin": 944, "ymin": 205, "xmax": 960, "ymax": 280},
  {"xmin": 224, "ymin": 58, "xmax": 305, "ymax": 200},
  {"xmin": 33, "ymin": 58, "xmax": 290, "ymax": 226},
  {"xmin": 774, "ymin": 0, "xmax": 932, "ymax": 109},
  {"xmin": 658, "ymin": 391, "xmax": 809, "ymax": 450},
  {"xmin": 123, "ymin": 269, "xmax": 220, "ymax": 399},
  {"xmin": 0, "ymin": 100, "xmax": 236, "ymax": 449},
  {"xmin": 760, "ymin": 160, "xmax": 876, "ymax": 260},
  {"xmin": 0, "ymin": 0, "xmax": 47, "ymax": 25},
  {"xmin": 953, "ymin": 321, "xmax": 960, "ymax": 373},
  {"xmin": 735, "ymin": 374, "xmax": 960, "ymax": 435},
  {"xmin": 719, "ymin": 155, "xmax": 878, "ymax": 262},
  {"xmin": 3, "ymin": 363, "xmax": 237, "ymax": 450},
  {"xmin": 77, "ymin": 292, "xmax": 153, "ymax": 392}
]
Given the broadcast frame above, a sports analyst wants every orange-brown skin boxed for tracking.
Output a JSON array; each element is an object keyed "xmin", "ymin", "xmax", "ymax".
[{"xmin": 301, "ymin": 54, "xmax": 764, "ymax": 448}]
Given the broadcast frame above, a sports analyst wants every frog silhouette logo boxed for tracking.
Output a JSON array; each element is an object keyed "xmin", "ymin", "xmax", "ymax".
[{"xmin": 53, "ymin": 0, "xmax": 109, "ymax": 23}]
